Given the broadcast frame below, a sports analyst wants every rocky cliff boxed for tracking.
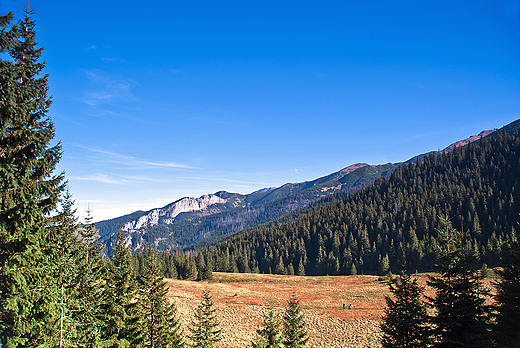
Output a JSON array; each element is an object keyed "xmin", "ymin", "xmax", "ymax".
[{"xmin": 122, "ymin": 194, "xmax": 226, "ymax": 232}]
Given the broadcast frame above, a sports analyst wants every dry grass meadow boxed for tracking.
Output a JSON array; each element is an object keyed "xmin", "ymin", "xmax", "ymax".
[{"xmin": 165, "ymin": 272, "xmax": 394, "ymax": 348}]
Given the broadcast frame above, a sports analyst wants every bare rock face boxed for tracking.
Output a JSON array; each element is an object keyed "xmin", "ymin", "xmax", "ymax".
[{"xmin": 122, "ymin": 194, "xmax": 226, "ymax": 233}]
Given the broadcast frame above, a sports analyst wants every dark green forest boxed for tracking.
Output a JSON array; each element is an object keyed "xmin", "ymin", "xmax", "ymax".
[{"xmin": 155, "ymin": 129, "xmax": 519, "ymax": 279}]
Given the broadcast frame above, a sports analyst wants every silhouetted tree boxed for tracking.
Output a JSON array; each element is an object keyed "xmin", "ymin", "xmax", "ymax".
[
  {"xmin": 380, "ymin": 272, "xmax": 431, "ymax": 348},
  {"xmin": 427, "ymin": 216, "xmax": 492, "ymax": 348}
]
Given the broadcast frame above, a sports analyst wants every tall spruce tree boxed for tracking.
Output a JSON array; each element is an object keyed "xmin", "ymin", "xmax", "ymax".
[
  {"xmin": 427, "ymin": 216, "xmax": 492, "ymax": 348},
  {"xmin": 72, "ymin": 207, "xmax": 106, "ymax": 347},
  {"xmin": 251, "ymin": 307, "xmax": 282, "ymax": 348},
  {"xmin": 493, "ymin": 238, "xmax": 520, "ymax": 348},
  {"xmin": 139, "ymin": 245, "xmax": 185, "ymax": 348},
  {"xmin": 0, "ymin": 8, "xmax": 67, "ymax": 346},
  {"xmin": 100, "ymin": 230, "xmax": 145, "ymax": 347},
  {"xmin": 282, "ymin": 295, "xmax": 309, "ymax": 348},
  {"xmin": 188, "ymin": 291, "xmax": 222, "ymax": 348},
  {"xmin": 46, "ymin": 191, "xmax": 88, "ymax": 347},
  {"xmin": 380, "ymin": 272, "xmax": 431, "ymax": 348},
  {"xmin": 0, "ymin": 12, "xmax": 15, "ymax": 52}
]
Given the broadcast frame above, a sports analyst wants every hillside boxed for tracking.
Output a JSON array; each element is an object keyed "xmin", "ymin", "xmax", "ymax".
[
  {"xmin": 95, "ymin": 119, "xmax": 519, "ymax": 255},
  {"xmin": 96, "ymin": 162, "xmax": 397, "ymax": 252},
  {"xmin": 180, "ymin": 123, "xmax": 520, "ymax": 277}
]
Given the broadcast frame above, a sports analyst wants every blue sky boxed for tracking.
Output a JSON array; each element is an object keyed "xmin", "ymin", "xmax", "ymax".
[{"xmin": 2, "ymin": 0, "xmax": 519, "ymax": 222}]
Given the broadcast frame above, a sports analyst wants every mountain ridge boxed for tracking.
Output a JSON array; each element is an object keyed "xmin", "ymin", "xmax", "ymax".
[{"xmin": 95, "ymin": 119, "xmax": 520, "ymax": 253}]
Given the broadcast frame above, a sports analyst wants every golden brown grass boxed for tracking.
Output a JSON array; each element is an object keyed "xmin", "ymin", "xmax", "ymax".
[{"xmin": 165, "ymin": 272, "xmax": 392, "ymax": 347}]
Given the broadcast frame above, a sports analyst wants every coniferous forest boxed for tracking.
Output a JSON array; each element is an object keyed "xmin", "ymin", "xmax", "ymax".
[
  {"xmin": 158, "ymin": 127, "xmax": 519, "ymax": 279},
  {"xmin": 1, "ymin": 9, "xmax": 520, "ymax": 348}
]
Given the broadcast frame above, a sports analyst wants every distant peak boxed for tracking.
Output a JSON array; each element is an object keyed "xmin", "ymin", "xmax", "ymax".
[
  {"xmin": 252, "ymin": 187, "xmax": 277, "ymax": 194},
  {"xmin": 340, "ymin": 163, "xmax": 369, "ymax": 175},
  {"xmin": 441, "ymin": 129, "xmax": 496, "ymax": 153}
]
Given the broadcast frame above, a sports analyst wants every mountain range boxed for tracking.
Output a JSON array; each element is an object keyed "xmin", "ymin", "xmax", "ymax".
[{"xmin": 95, "ymin": 119, "xmax": 519, "ymax": 253}]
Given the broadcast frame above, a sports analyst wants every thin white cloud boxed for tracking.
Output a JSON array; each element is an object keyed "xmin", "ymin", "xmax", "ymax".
[
  {"xmin": 82, "ymin": 69, "xmax": 137, "ymax": 106},
  {"xmin": 77, "ymin": 145, "xmax": 195, "ymax": 170},
  {"xmin": 85, "ymin": 44, "xmax": 97, "ymax": 51},
  {"xmin": 73, "ymin": 173, "xmax": 123, "ymax": 185},
  {"xmin": 295, "ymin": 169, "xmax": 301, "ymax": 175},
  {"xmin": 101, "ymin": 57, "xmax": 127, "ymax": 63},
  {"xmin": 181, "ymin": 176, "xmax": 274, "ymax": 186},
  {"xmin": 76, "ymin": 199, "xmax": 103, "ymax": 203}
]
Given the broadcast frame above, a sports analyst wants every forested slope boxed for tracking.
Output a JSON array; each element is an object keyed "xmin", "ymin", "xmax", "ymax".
[{"xmin": 180, "ymin": 130, "xmax": 520, "ymax": 277}]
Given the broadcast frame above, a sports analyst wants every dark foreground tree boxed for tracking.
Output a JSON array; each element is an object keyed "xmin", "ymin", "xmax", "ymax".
[
  {"xmin": 0, "ymin": 12, "xmax": 15, "ymax": 52},
  {"xmin": 380, "ymin": 272, "xmax": 431, "ymax": 348},
  {"xmin": 251, "ymin": 306, "xmax": 282, "ymax": 348},
  {"xmin": 494, "ymin": 239, "xmax": 520, "ymax": 348},
  {"xmin": 427, "ymin": 216, "xmax": 492, "ymax": 348},
  {"xmin": 188, "ymin": 291, "xmax": 221, "ymax": 348},
  {"xmin": 139, "ymin": 245, "xmax": 185, "ymax": 348},
  {"xmin": 101, "ymin": 230, "xmax": 145, "ymax": 347},
  {"xmin": 45, "ymin": 193, "xmax": 107, "ymax": 347},
  {"xmin": 282, "ymin": 295, "xmax": 309, "ymax": 348},
  {"xmin": 0, "ymin": 8, "xmax": 68, "ymax": 346}
]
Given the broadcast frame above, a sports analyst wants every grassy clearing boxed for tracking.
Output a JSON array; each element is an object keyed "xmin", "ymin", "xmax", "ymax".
[{"xmin": 166, "ymin": 273, "xmax": 391, "ymax": 347}]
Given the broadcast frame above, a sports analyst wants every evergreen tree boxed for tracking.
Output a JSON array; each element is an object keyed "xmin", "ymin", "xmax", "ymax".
[
  {"xmin": 493, "ymin": 239, "xmax": 520, "ymax": 348},
  {"xmin": 139, "ymin": 245, "xmax": 185, "ymax": 348},
  {"xmin": 274, "ymin": 256, "xmax": 285, "ymax": 275},
  {"xmin": 100, "ymin": 230, "xmax": 145, "ymax": 347},
  {"xmin": 188, "ymin": 291, "xmax": 222, "ymax": 348},
  {"xmin": 380, "ymin": 272, "xmax": 431, "ymax": 348},
  {"xmin": 69, "ymin": 206, "xmax": 106, "ymax": 347},
  {"xmin": 296, "ymin": 260, "xmax": 305, "ymax": 276},
  {"xmin": 0, "ymin": 12, "xmax": 15, "ymax": 52},
  {"xmin": 46, "ymin": 192, "xmax": 106, "ymax": 347},
  {"xmin": 0, "ymin": 8, "xmax": 66, "ymax": 346},
  {"xmin": 282, "ymin": 295, "xmax": 309, "ymax": 348},
  {"xmin": 196, "ymin": 253, "xmax": 212, "ymax": 281},
  {"xmin": 251, "ymin": 307, "xmax": 282, "ymax": 348},
  {"xmin": 427, "ymin": 216, "xmax": 492, "ymax": 348}
]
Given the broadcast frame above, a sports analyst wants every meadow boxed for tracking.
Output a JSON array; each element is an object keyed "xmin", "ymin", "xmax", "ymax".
[{"xmin": 166, "ymin": 273, "xmax": 392, "ymax": 348}]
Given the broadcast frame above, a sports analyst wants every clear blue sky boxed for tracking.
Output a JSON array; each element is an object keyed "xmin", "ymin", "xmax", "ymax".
[{"xmin": 2, "ymin": 0, "xmax": 519, "ymax": 222}]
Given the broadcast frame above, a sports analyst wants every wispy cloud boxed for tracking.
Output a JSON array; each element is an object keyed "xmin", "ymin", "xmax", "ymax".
[
  {"xmin": 78, "ymin": 145, "xmax": 195, "ymax": 170},
  {"xmin": 82, "ymin": 69, "xmax": 137, "ymax": 107},
  {"xmin": 71, "ymin": 172, "xmax": 171, "ymax": 185},
  {"xmin": 76, "ymin": 199, "xmax": 103, "ymax": 203},
  {"xmin": 85, "ymin": 44, "xmax": 97, "ymax": 51},
  {"xmin": 73, "ymin": 173, "xmax": 124, "ymax": 184},
  {"xmin": 181, "ymin": 176, "xmax": 274, "ymax": 186},
  {"xmin": 101, "ymin": 57, "xmax": 127, "ymax": 63}
]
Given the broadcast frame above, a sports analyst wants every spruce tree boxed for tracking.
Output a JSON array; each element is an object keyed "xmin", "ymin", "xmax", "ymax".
[
  {"xmin": 0, "ymin": 8, "xmax": 66, "ymax": 346},
  {"xmin": 188, "ymin": 291, "xmax": 222, "ymax": 348},
  {"xmin": 72, "ymin": 207, "xmax": 106, "ymax": 347},
  {"xmin": 0, "ymin": 12, "xmax": 15, "ymax": 52},
  {"xmin": 427, "ymin": 216, "xmax": 492, "ymax": 348},
  {"xmin": 493, "ymin": 239, "xmax": 520, "ymax": 348},
  {"xmin": 380, "ymin": 272, "xmax": 431, "ymax": 348},
  {"xmin": 47, "ymin": 191, "xmax": 103, "ymax": 347},
  {"xmin": 282, "ymin": 295, "xmax": 309, "ymax": 348},
  {"xmin": 139, "ymin": 245, "xmax": 185, "ymax": 348},
  {"xmin": 251, "ymin": 307, "xmax": 282, "ymax": 348},
  {"xmin": 296, "ymin": 260, "xmax": 305, "ymax": 276},
  {"xmin": 100, "ymin": 230, "xmax": 145, "ymax": 347}
]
